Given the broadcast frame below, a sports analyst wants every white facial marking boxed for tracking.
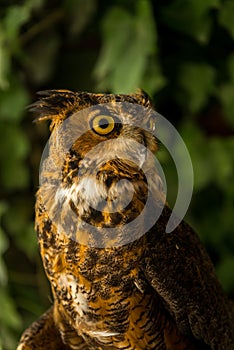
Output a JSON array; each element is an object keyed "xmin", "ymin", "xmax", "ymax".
[{"xmin": 74, "ymin": 177, "xmax": 106, "ymax": 204}]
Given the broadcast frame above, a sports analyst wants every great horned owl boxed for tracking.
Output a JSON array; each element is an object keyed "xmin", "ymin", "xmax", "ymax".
[{"xmin": 18, "ymin": 90, "xmax": 234, "ymax": 350}]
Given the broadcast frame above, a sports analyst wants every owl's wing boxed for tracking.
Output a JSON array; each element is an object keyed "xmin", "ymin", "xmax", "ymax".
[
  {"xmin": 142, "ymin": 206, "xmax": 234, "ymax": 350},
  {"xmin": 17, "ymin": 306, "xmax": 88, "ymax": 350},
  {"xmin": 17, "ymin": 307, "xmax": 69, "ymax": 350}
]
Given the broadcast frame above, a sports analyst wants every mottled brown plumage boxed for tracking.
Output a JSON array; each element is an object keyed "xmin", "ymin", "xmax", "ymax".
[{"xmin": 18, "ymin": 90, "xmax": 234, "ymax": 350}]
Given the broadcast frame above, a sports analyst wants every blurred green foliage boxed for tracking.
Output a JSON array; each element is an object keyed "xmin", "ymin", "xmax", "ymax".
[{"xmin": 0, "ymin": 0, "xmax": 234, "ymax": 349}]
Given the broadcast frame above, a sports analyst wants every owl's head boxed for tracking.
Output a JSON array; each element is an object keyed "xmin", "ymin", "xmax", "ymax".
[{"xmin": 33, "ymin": 90, "xmax": 164, "ymax": 247}]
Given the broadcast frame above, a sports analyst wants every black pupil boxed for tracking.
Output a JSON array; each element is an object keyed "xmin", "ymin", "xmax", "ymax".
[{"xmin": 98, "ymin": 118, "xmax": 110, "ymax": 129}]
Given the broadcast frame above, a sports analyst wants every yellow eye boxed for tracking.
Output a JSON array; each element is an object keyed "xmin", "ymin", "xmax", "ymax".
[{"xmin": 91, "ymin": 115, "xmax": 115, "ymax": 135}]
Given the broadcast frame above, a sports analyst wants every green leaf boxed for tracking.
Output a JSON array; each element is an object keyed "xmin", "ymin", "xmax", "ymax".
[
  {"xmin": 217, "ymin": 256, "xmax": 234, "ymax": 292},
  {"xmin": 94, "ymin": 7, "xmax": 133, "ymax": 84},
  {"xmin": 0, "ymin": 228, "xmax": 8, "ymax": 286},
  {"xmin": 4, "ymin": 200, "xmax": 31, "ymax": 236},
  {"xmin": 1, "ymin": 159, "xmax": 30, "ymax": 190},
  {"xmin": 178, "ymin": 63, "xmax": 216, "ymax": 113},
  {"xmin": 0, "ymin": 31, "xmax": 10, "ymax": 90},
  {"xmin": 17, "ymin": 224, "xmax": 37, "ymax": 259},
  {"xmin": 0, "ymin": 255, "xmax": 8, "ymax": 287},
  {"xmin": 3, "ymin": 5, "xmax": 31, "ymax": 43},
  {"xmin": 179, "ymin": 122, "xmax": 213, "ymax": 189},
  {"xmin": 0, "ymin": 0, "xmax": 45, "ymax": 89},
  {"xmin": 0, "ymin": 77, "xmax": 29, "ymax": 122},
  {"xmin": 0, "ymin": 124, "xmax": 30, "ymax": 160},
  {"xmin": 219, "ymin": 54, "xmax": 234, "ymax": 127},
  {"xmin": 0, "ymin": 202, "xmax": 9, "ymax": 286},
  {"xmin": 25, "ymin": 32, "xmax": 60, "ymax": 85},
  {"xmin": 219, "ymin": 83, "xmax": 234, "ymax": 127},
  {"xmin": 3, "ymin": 0, "xmax": 45, "ymax": 44},
  {"xmin": 141, "ymin": 59, "xmax": 167, "ymax": 96},
  {"xmin": 94, "ymin": 0, "xmax": 162, "ymax": 93},
  {"xmin": 209, "ymin": 138, "xmax": 234, "ymax": 187},
  {"xmin": 4, "ymin": 199, "xmax": 36, "ymax": 259},
  {"xmin": 0, "ymin": 124, "xmax": 30, "ymax": 190},
  {"xmin": 0, "ymin": 289, "xmax": 21, "ymax": 329},
  {"xmin": 219, "ymin": 0, "xmax": 234, "ymax": 39},
  {"xmin": 63, "ymin": 0, "xmax": 96, "ymax": 37},
  {"xmin": 227, "ymin": 53, "xmax": 234, "ymax": 82},
  {"xmin": 0, "ymin": 325, "xmax": 18, "ymax": 350},
  {"xmin": 161, "ymin": 0, "xmax": 219, "ymax": 43}
]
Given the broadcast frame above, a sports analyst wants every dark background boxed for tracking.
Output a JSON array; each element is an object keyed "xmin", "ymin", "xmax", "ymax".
[{"xmin": 0, "ymin": 1, "xmax": 234, "ymax": 348}]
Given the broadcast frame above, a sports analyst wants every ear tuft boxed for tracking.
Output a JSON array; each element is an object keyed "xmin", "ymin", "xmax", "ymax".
[
  {"xmin": 133, "ymin": 89, "xmax": 154, "ymax": 108},
  {"xmin": 29, "ymin": 90, "xmax": 78, "ymax": 125}
]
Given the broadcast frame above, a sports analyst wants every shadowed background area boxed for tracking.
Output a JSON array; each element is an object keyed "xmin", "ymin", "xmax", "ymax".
[{"xmin": 0, "ymin": 1, "xmax": 234, "ymax": 349}]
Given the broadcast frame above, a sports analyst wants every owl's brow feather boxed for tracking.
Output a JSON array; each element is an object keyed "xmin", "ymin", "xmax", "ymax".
[{"xmin": 28, "ymin": 89, "xmax": 153, "ymax": 126}]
